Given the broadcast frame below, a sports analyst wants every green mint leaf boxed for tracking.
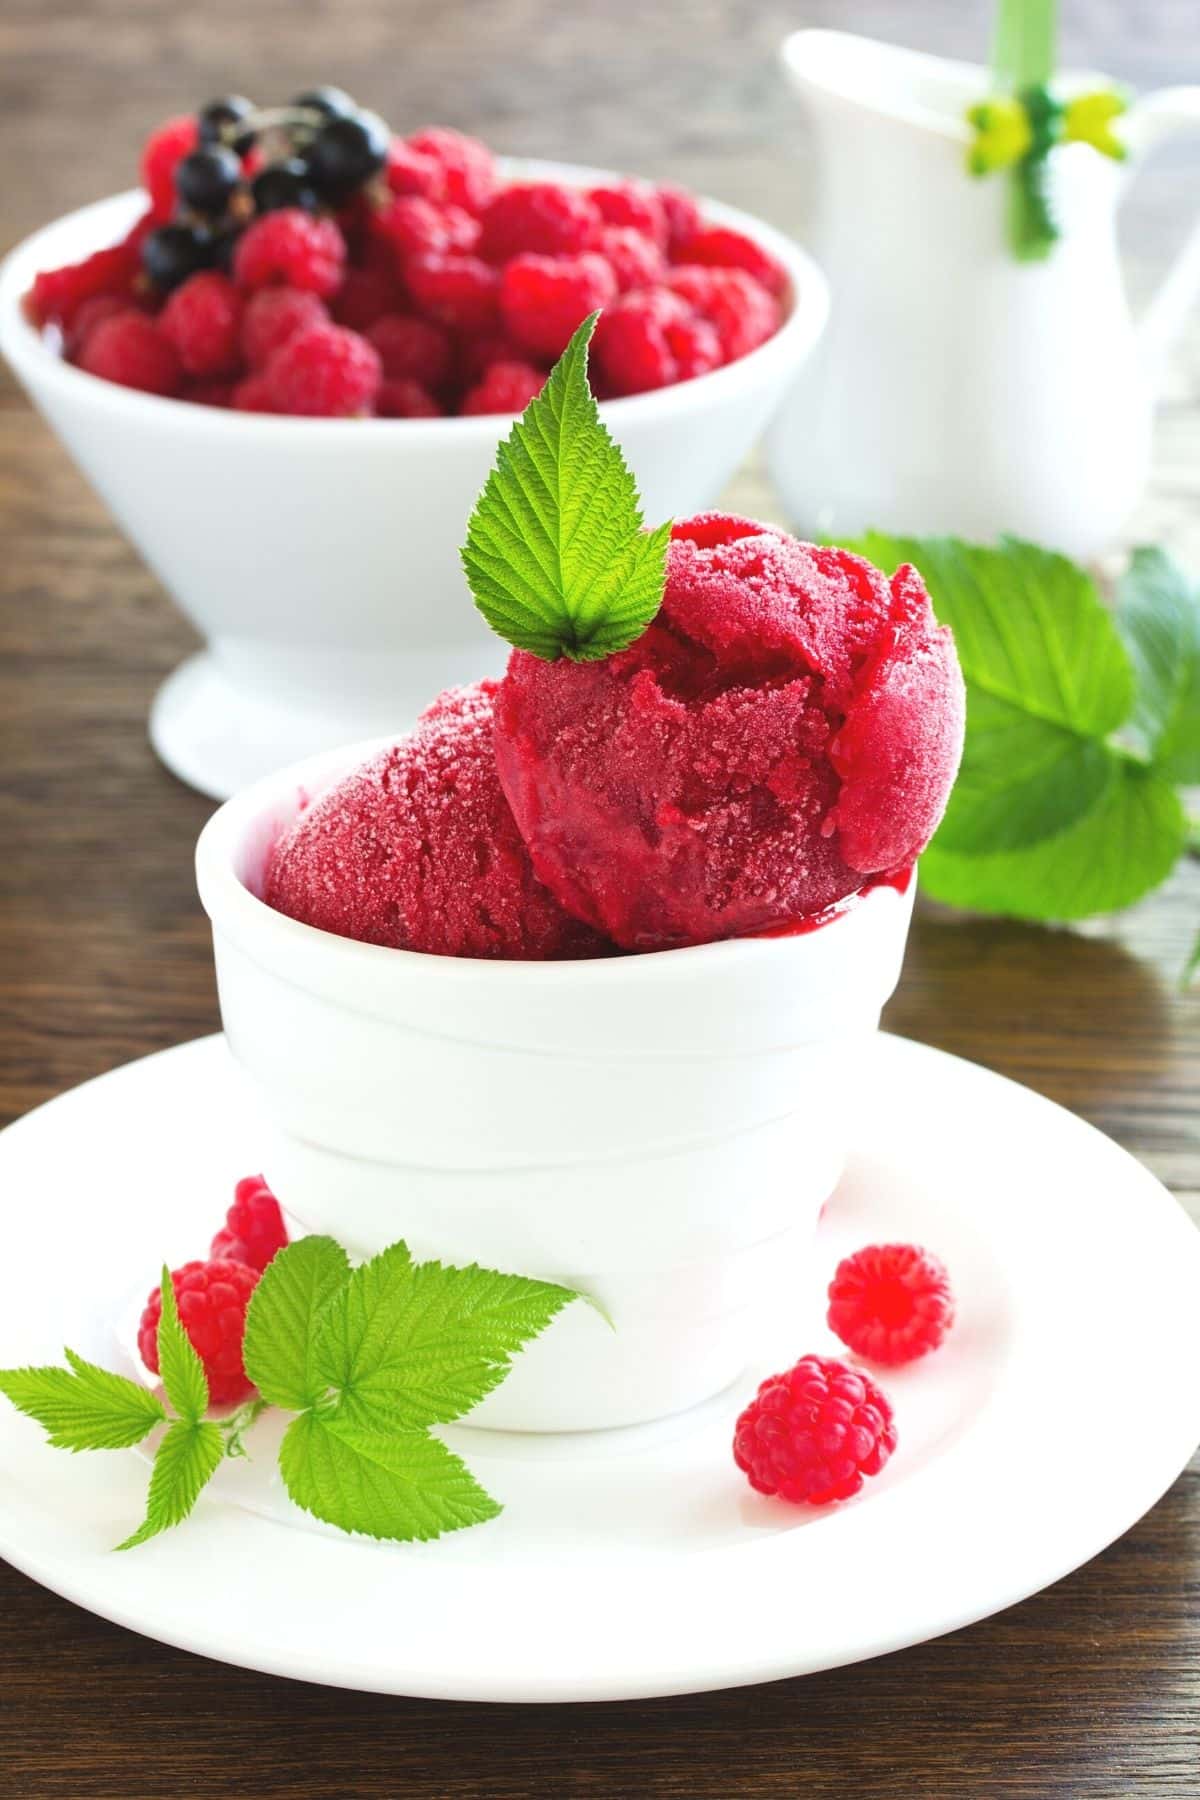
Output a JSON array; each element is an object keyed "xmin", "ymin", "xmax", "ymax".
[
  {"xmin": 312, "ymin": 1247, "xmax": 578, "ymax": 1430},
  {"xmin": 832, "ymin": 531, "xmax": 1188, "ymax": 919},
  {"xmin": 155, "ymin": 1263, "xmax": 208, "ymax": 1423},
  {"xmin": 0, "ymin": 1352, "xmax": 165, "ymax": 1451},
  {"xmin": 461, "ymin": 312, "xmax": 670, "ymax": 662},
  {"xmin": 921, "ymin": 760, "xmax": 1186, "ymax": 920},
  {"xmin": 844, "ymin": 533, "xmax": 1133, "ymax": 739},
  {"xmin": 243, "ymin": 1235, "xmax": 351, "ymax": 1411},
  {"xmin": 116, "ymin": 1418, "xmax": 224, "ymax": 1551},
  {"xmin": 1116, "ymin": 546, "xmax": 1200, "ymax": 782},
  {"xmin": 278, "ymin": 1410, "xmax": 500, "ymax": 1543}
]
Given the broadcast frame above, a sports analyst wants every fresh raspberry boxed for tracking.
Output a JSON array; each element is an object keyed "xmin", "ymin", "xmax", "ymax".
[
  {"xmin": 406, "ymin": 127, "xmax": 498, "ymax": 214},
  {"xmin": 499, "ymin": 251, "xmax": 617, "ymax": 359},
  {"xmin": 827, "ymin": 1244, "xmax": 955, "ymax": 1366},
  {"xmin": 665, "ymin": 314, "xmax": 722, "ymax": 381},
  {"xmin": 64, "ymin": 294, "xmax": 135, "ymax": 360},
  {"xmin": 478, "ymin": 182, "xmax": 601, "ymax": 264},
  {"xmin": 78, "ymin": 313, "xmax": 182, "ymax": 397},
  {"xmin": 366, "ymin": 313, "xmax": 453, "ymax": 388},
  {"xmin": 733, "ymin": 1355, "xmax": 897, "ymax": 1506},
  {"xmin": 138, "ymin": 1259, "xmax": 259, "ymax": 1408},
  {"xmin": 264, "ymin": 321, "xmax": 382, "ymax": 417},
  {"xmin": 159, "ymin": 271, "xmax": 243, "ymax": 377},
  {"xmin": 589, "ymin": 180, "xmax": 667, "ymax": 248},
  {"xmin": 673, "ymin": 224, "xmax": 789, "ymax": 299},
  {"xmin": 183, "ymin": 378, "xmax": 236, "ymax": 408},
  {"xmin": 664, "ymin": 265, "xmax": 780, "ymax": 361},
  {"xmin": 592, "ymin": 287, "xmax": 716, "ymax": 395},
  {"xmin": 330, "ymin": 267, "xmax": 397, "ymax": 332},
  {"xmin": 406, "ymin": 252, "xmax": 499, "ymax": 333},
  {"xmin": 240, "ymin": 286, "xmax": 328, "ymax": 369},
  {"xmin": 233, "ymin": 209, "xmax": 345, "ymax": 298},
  {"xmin": 372, "ymin": 196, "xmax": 479, "ymax": 266},
  {"xmin": 140, "ymin": 115, "xmax": 200, "ymax": 222},
  {"xmin": 597, "ymin": 226, "xmax": 665, "ymax": 293},
  {"xmin": 461, "ymin": 359, "xmax": 546, "ymax": 415},
  {"xmin": 456, "ymin": 328, "xmax": 527, "ymax": 383},
  {"xmin": 210, "ymin": 1173, "xmax": 290, "ymax": 1272},
  {"xmin": 385, "ymin": 139, "xmax": 443, "ymax": 199},
  {"xmin": 378, "ymin": 377, "xmax": 444, "ymax": 418},
  {"xmin": 656, "ymin": 183, "xmax": 703, "ymax": 252},
  {"xmin": 26, "ymin": 226, "xmax": 147, "ymax": 331},
  {"xmin": 232, "ymin": 372, "xmax": 277, "ymax": 412}
]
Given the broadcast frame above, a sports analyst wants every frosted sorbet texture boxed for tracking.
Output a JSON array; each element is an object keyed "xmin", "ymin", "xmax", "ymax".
[
  {"xmin": 265, "ymin": 681, "xmax": 607, "ymax": 960},
  {"xmin": 492, "ymin": 514, "xmax": 965, "ymax": 950}
]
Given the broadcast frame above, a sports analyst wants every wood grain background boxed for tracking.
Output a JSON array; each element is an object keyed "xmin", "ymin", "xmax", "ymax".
[{"xmin": 2, "ymin": 2, "xmax": 1199, "ymax": 1795}]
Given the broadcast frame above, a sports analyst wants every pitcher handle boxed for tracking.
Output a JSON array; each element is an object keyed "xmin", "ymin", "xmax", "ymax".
[{"xmin": 1123, "ymin": 87, "xmax": 1200, "ymax": 386}]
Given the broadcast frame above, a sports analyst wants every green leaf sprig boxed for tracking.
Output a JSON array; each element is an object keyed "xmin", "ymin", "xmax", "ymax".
[
  {"xmin": 968, "ymin": 0, "xmax": 1126, "ymax": 260},
  {"xmin": 0, "ymin": 1241, "xmax": 580, "ymax": 1549},
  {"xmin": 462, "ymin": 312, "xmax": 671, "ymax": 662},
  {"xmin": 832, "ymin": 532, "xmax": 1198, "ymax": 942}
]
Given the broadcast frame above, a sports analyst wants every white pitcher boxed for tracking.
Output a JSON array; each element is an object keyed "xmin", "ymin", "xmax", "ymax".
[{"xmin": 767, "ymin": 30, "xmax": 1200, "ymax": 559}]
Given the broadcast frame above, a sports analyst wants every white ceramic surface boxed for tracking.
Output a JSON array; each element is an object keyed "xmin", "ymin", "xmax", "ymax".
[
  {"xmin": 767, "ymin": 30, "xmax": 1200, "ymax": 559},
  {"xmin": 1, "ymin": 1032, "xmax": 1198, "ymax": 1701},
  {"xmin": 0, "ymin": 163, "xmax": 829, "ymax": 799},
  {"xmin": 195, "ymin": 740, "xmax": 915, "ymax": 1432}
]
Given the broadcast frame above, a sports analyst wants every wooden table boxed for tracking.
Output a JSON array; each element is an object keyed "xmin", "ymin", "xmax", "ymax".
[{"xmin": 2, "ymin": 4, "xmax": 1199, "ymax": 1794}]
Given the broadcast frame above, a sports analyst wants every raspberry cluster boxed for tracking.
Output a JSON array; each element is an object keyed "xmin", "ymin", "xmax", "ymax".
[
  {"xmin": 732, "ymin": 1241, "xmax": 957, "ymax": 1509},
  {"xmin": 27, "ymin": 106, "xmax": 789, "ymax": 416},
  {"xmin": 137, "ymin": 1174, "xmax": 289, "ymax": 1408}
]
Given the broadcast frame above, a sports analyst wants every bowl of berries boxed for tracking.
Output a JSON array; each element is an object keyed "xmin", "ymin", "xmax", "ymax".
[{"xmin": 0, "ymin": 91, "xmax": 829, "ymax": 799}]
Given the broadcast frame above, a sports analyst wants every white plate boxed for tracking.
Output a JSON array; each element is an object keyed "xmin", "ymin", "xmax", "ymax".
[{"xmin": 1, "ymin": 1032, "xmax": 1198, "ymax": 1702}]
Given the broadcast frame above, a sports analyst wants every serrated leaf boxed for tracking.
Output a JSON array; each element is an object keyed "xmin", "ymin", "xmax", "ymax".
[
  {"xmin": 843, "ymin": 533, "xmax": 1133, "ymax": 739},
  {"xmin": 0, "ymin": 1353, "xmax": 165, "ymax": 1451},
  {"xmin": 1116, "ymin": 546, "xmax": 1200, "ymax": 781},
  {"xmin": 115, "ymin": 1418, "xmax": 224, "ymax": 1551},
  {"xmin": 243, "ymin": 1235, "xmax": 351, "ymax": 1411},
  {"xmin": 461, "ymin": 312, "xmax": 669, "ymax": 662},
  {"xmin": 921, "ymin": 761, "xmax": 1186, "ymax": 920},
  {"xmin": 155, "ymin": 1264, "xmax": 208, "ymax": 1423},
  {"xmin": 278, "ymin": 1409, "xmax": 500, "ymax": 1543},
  {"xmin": 312, "ymin": 1249, "xmax": 577, "ymax": 1430},
  {"xmin": 934, "ymin": 691, "xmax": 1113, "ymax": 855}
]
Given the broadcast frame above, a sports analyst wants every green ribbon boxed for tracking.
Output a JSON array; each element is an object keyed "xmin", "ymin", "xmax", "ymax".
[{"xmin": 966, "ymin": 83, "xmax": 1128, "ymax": 259}]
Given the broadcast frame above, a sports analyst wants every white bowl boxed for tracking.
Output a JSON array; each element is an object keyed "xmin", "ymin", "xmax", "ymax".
[
  {"xmin": 196, "ymin": 740, "xmax": 915, "ymax": 1432},
  {"xmin": 0, "ymin": 162, "xmax": 829, "ymax": 800}
]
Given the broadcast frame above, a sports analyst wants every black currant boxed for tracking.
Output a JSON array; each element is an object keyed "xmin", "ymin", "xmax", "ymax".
[
  {"xmin": 251, "ymin": 158, "xmax": 319, "ymax": 214},
  {"xmin": 292, "ymin": 86, "xmax": 358, "ymax": 121},
  {"xmin": 175, "ymin": 145, "xmax": 243, "ymax": 216},
  {"xmin": 198, "ymin": 94, "xmax": 256, "ymax": 154},
  {"xmin": 211, "ymin": 227, "xmax": 243, "ymax": 276},
  {"xmin": 141, "ymin": 223, "xmax": 216, "ymax": 291},
  {"xmin": 306, "ymin": 112, "xmax": 389, "ymax": 199}
]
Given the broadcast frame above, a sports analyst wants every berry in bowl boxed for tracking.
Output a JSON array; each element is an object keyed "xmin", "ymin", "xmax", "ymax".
[
  {"xmin": 0, "ymin": 95, "xmax": 829, "ymax": 798},
  {"xmin": 195, "ymin": 329, "xmax": 965, "ymax": 1433}
]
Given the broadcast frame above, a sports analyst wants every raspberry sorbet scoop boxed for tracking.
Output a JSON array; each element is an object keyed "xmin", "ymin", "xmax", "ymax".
[
  {"xmin": 264, "ymin": 682, "xmax": 607, "ymax": 960},
  {"xmin": 493, "ymin": 514, "xmax": 965, "ymax": 950}
]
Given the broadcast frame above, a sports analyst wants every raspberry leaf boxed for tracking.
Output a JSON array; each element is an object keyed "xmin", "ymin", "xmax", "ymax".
[
  {"xmin": 278, "ymin": 1409, "xmax": 500, "ymax": 1543},
  {"xmin": 155, "ymin": 1263, "xmax": 209, "ymax": 1424},
  {"xmin": 311, "ymin": 1247, "xmax": 578, "ymax": 1430},
  {"xmin": 462, "ymin": 312, "xmax": 671, "ymax": 662},
  {"xmin": 834, "ymin": 532, "xmax": 1188, "ymax": 920},
  {"xmin": 115, "ymin": 1418, "xmax": 225, "ymax": 1552},
  {"xmin": 1116, "ymin": 547, "xmax": 1200, "ymax": 782},
  {"xmin": 0, "ymin": 1353, "xmax": 165, "ymax": 1451},
  {"xmin": 243, "ymin": 1235, "xmax": 351, "ymax": 1411}
]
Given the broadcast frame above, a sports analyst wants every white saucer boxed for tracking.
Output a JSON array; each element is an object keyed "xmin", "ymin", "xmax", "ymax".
[{"xmin": 1, "ymin": 1033, "xmax": 1198, "ymax": 1702}]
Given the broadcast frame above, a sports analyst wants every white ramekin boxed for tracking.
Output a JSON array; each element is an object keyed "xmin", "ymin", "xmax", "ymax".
[
  {"xmin": 196, "ymin": 739, "xmax": 915, "ymax": 1433},
  {"xmin": 0, "ymin": 161, "xmax": 829, "ymax": 800}
]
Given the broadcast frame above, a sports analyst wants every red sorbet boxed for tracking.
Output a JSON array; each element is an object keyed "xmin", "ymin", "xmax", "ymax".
[
  {"xmin": 264, "ymin": 682, "xmax": 609, "ymax": 961},
  {"xmin": 492, "ymin": 514, "xmax": 964, "ymax": 951}
]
